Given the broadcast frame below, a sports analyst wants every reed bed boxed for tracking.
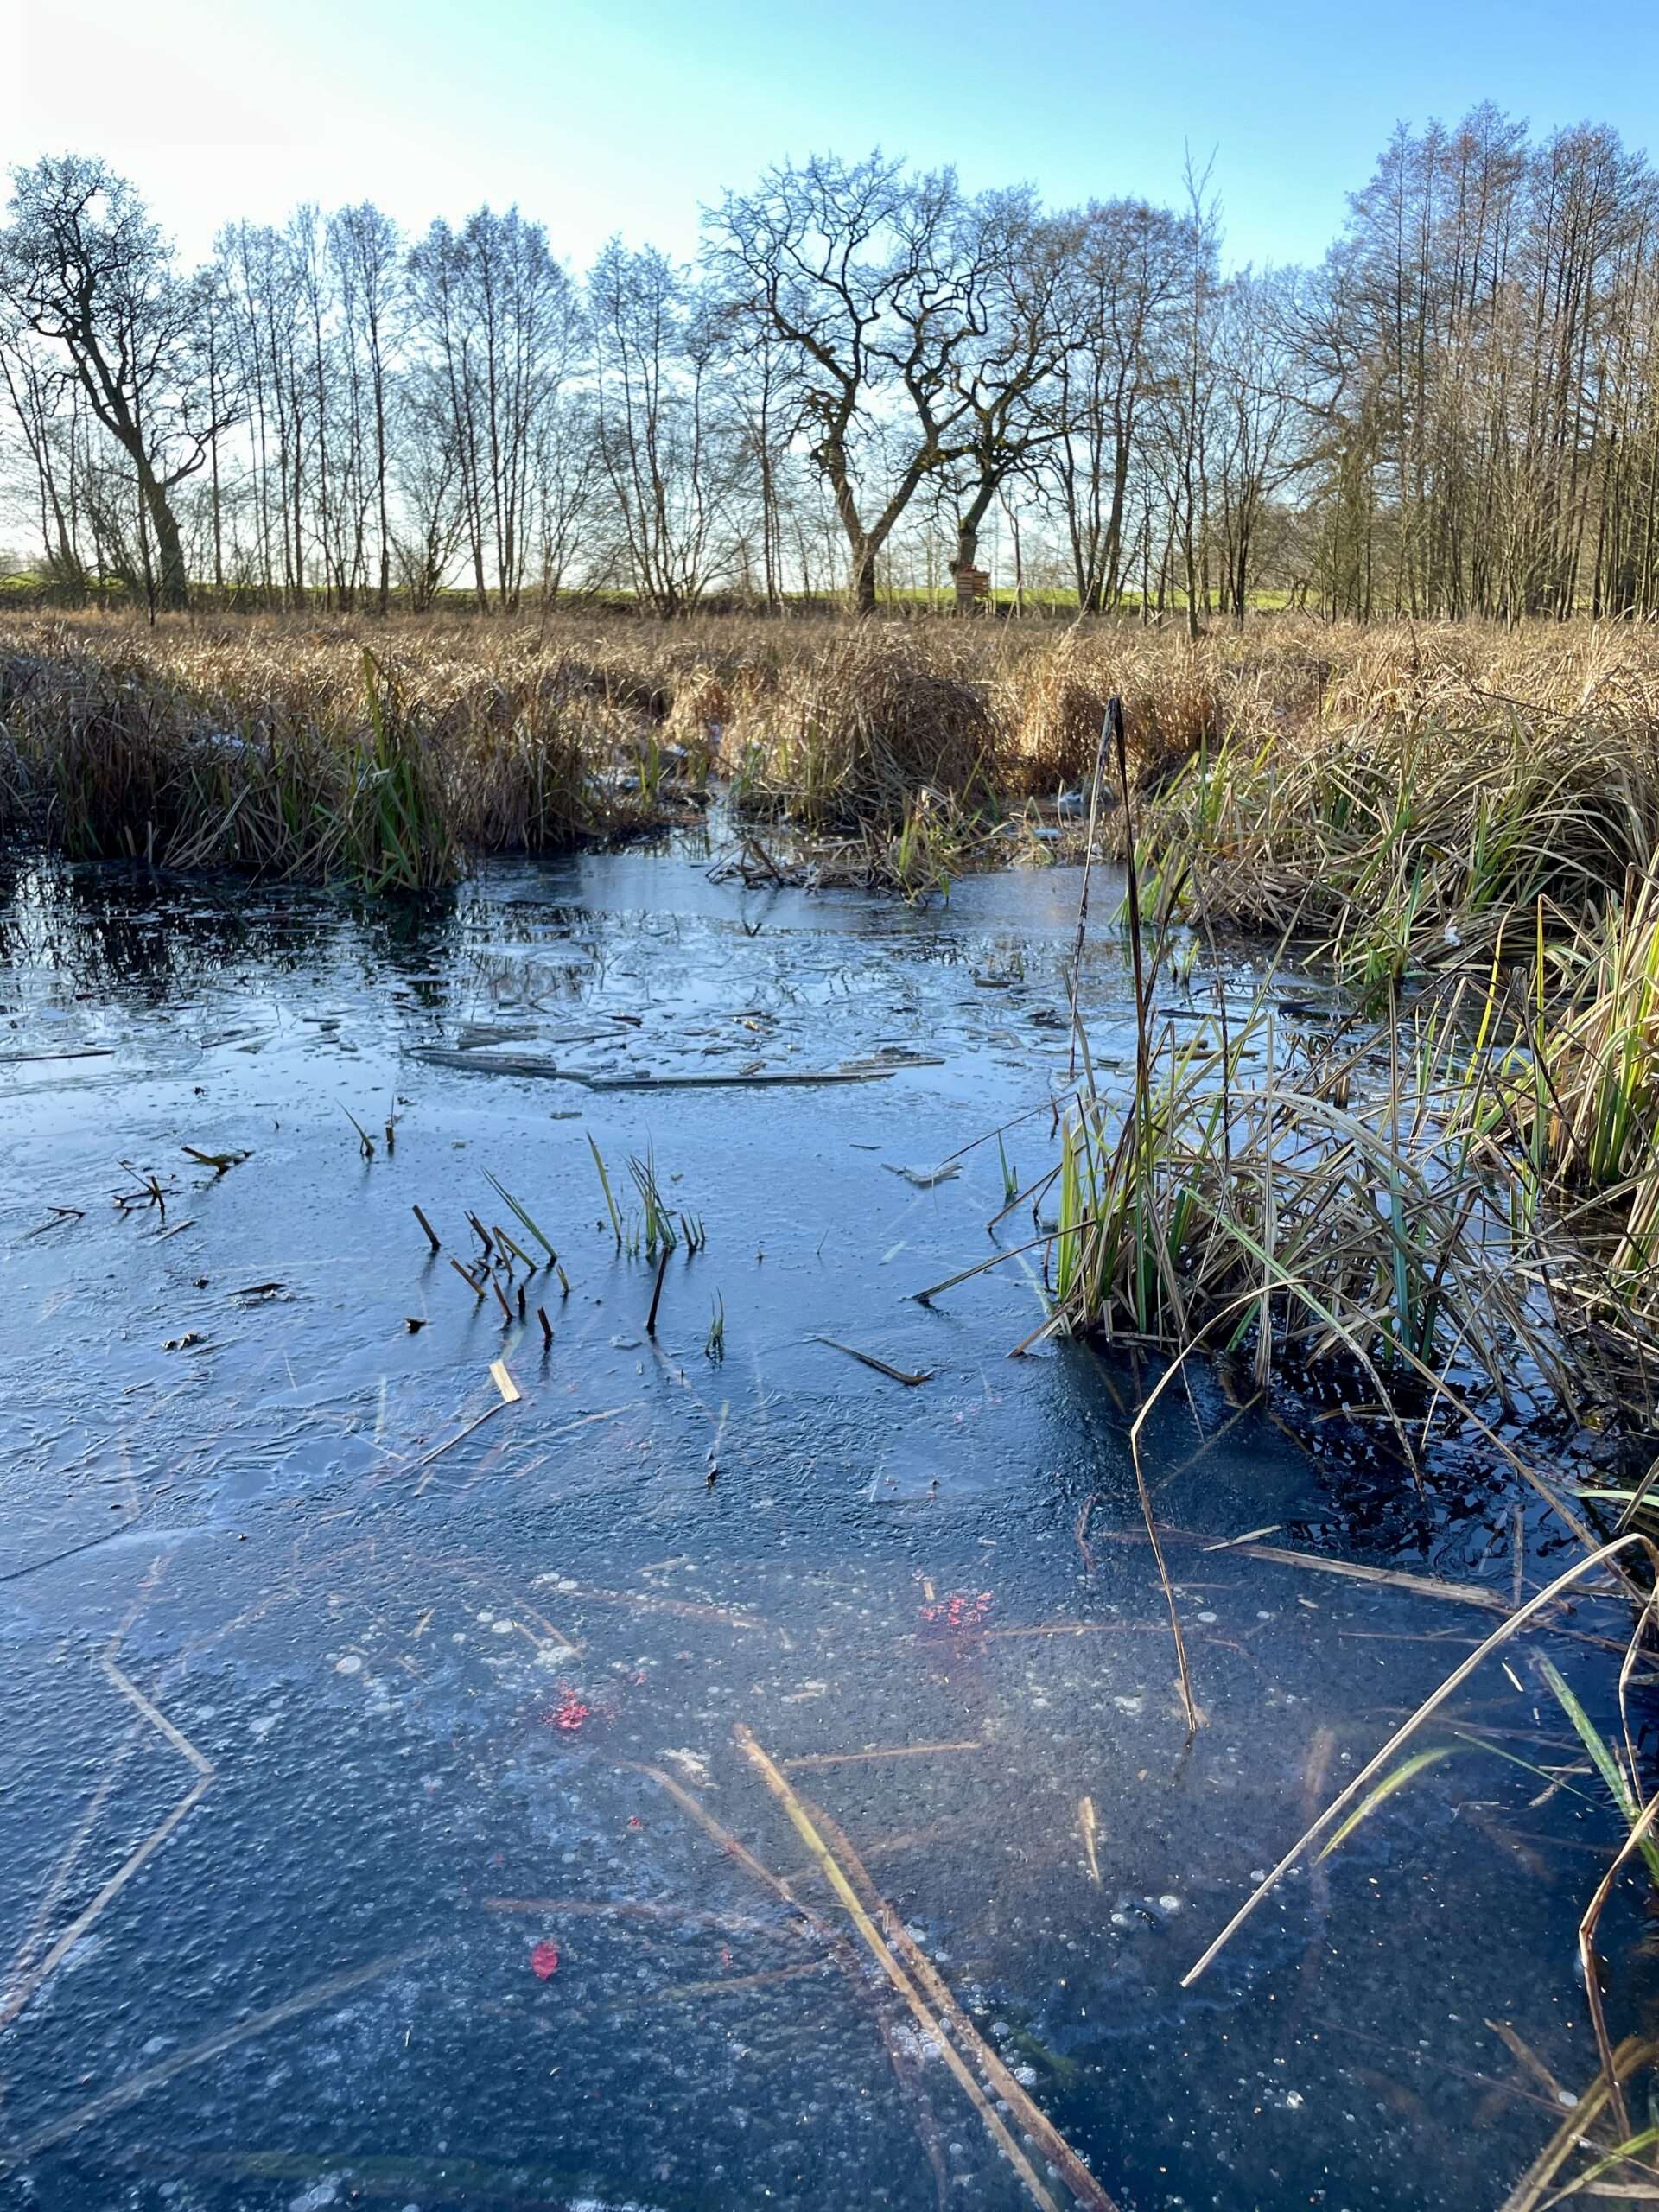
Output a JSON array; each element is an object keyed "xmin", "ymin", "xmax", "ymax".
[
  {"xmin": 1040, "ymin": 995, "xmax": 1573, "ymax": 1422},
  {"xmin": 1143, "ymin": 715, "xmax": 1659, "ymax": 994},
  {"xmin": 945, "ymin": 694, "xmax": 1659, "ymax": 1449},
  {"xmin": 1520, "ymin": 873, "xmax": 1659, "ymax": 1342},
  {"xmin": 4, "ymin": 609, "xmax": 1659, "ymax": 907},
  {"xmin": 1138, "ymin": 629, "xmax": 1659, "ymax": 991},
  {"xmin": 0, "ymin": 620, "xmax": 680, "ymax": 887},
  {"xmin": 721, "ymin": 626, "xmax": 1002, "ymax": 826},
  {"xmin": 1021, "ymin": 892, "xmax": 1659, "ymax": 1446}
]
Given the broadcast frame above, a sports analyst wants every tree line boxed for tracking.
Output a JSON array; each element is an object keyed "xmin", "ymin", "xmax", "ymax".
[{"xmin": 3, "ymin": 108, "xmax": 1657, "ymax": 624}]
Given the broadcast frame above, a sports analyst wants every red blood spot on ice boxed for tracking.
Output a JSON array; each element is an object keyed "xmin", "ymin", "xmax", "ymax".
[
  {"xmin": 626, "ymin": 1815, "xmax": 645, "ymax": 1831},
  {"xmin": 530, "ymin": 1940, "xmax": 561, "ymax": 1980},
  {"xmin": 918, "ymin": 1591, "xmax": 994, "ymax": 1633},
  {"xmin": 541, "ymin": 1685, "xmax": 592, "ymax": 1732}
]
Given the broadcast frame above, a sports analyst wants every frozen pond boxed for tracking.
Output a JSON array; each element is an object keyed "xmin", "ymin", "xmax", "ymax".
[{"xmin": 0, "ymin": 837, "xmax": 1644, "ymax": 2210}]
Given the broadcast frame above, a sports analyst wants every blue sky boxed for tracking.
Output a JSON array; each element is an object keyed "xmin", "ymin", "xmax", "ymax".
[{"xmin": 3, "ymin": 0, "xmax": 1656, "ymax": 271}]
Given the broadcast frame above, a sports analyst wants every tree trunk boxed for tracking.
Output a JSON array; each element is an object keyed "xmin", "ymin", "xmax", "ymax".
[
  {"xmin": 953, "ymin": 475, "xmax": 1000, "ymax": 575},
  {"xmin": 847, "ymin": 538, "xmax": 879, "ymax": 614},
  {"xmin": 143, "ymin": 473, "xmax": 190, "ymax": 611}
]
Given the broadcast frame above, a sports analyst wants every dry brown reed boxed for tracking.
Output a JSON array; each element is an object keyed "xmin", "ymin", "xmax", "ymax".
[
  {"xmin": 1138, "ymin": 621, "xmax": 1659, "ymax": 988},
  {"xmin": 6, "ymin": 608, "xmax": 1659, "ymax": 900},
  {"xmin": 0, "ymin": 616, "xmax": 681, "ymax": 886},
  {"xmin": 721, "ymin": 626, "xmax": 1001, "ymax": 825}
]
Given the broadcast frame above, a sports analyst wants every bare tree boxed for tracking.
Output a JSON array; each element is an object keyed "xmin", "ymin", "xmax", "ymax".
[
  {"xmin": 1211, "ymin": 270, "xmax": 1302, "ymax": 621},
  {"xmin": 533, "ymin": 390, "xmax": 604, "ymax": 608},
  {"xmin": 0, "ymin": 336, "xmax": 86, "ymax": 585},
  {"xmin": 330, "ymin": 202, "xmax": 401, "ymax": 614},
  {"xmin": 3, "ymin": 120, "xmax": 1659, "ymax": 622},
  {"xmin": 1, "ymin": 156, "xmax": 233, "ymax": 610},
  {"xmin": 715, "ymin": 316, "xmax": 799, "ymax": 612},
  {"xmin": 709, "ymin": 152, "xmax": 994, "ymax": 612},
  {"xmin": 1038, "ymin": 200, "xmax": 1192, "ymax": 612},
  {"xmin": 937, "ymin": 188, "xmax": 1074, "ymax": 582},
  {"xmin": 391, "ymin": 359, "xmax": 467, "ymax": 609},
  {"xmin": 589, "ymin": 239, "xmax": 735, "ymax": 615},
  {"xmin": 406, "ymin": 207, "xmax": 579, "ymax": 611},
  {"xmin": 1142, "ymin": 160, "xmax": 1223, "ymax": 638}
]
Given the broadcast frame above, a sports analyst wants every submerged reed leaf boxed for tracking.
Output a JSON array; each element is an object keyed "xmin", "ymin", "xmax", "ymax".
[
  {"xmin": 1539, "ymin": 1656, "xmax": 1659, "ymax": 1885},
  {"xmin": 1315, "ymin": 1745, "xmax": 1457, "ymax": 1861}
]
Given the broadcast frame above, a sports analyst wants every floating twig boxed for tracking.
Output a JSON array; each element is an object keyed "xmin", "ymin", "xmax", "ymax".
[
  {"xmin": 114, "ymin": 1161, "xmax": 171, "ymax": 1217},
  {"xmin": 626, "ymin": 1745, "xmax": 956, "ymax": 2198},
  {"xmin": 807, "ymin": 1785, "xmax": 1121, "ymax": 2211},
  {"xmin": 0, "ymin": 1045, "xmax": 113, "ymax": 1065},
  {"xmin": 1201, "ymin": 1522, "xmax": 1282, "ymax": 1551},
  {"xmin": 780, "ymin": 1740, "xmax": 986, "ymax": 1772},
  {"xmin": 1236, "ymin": 1542, "xmax": 1515, "ymax": 1612},
  {"xmin": 618, "ymin": 1758, "xmax": 798, "ymax": 1903},
  {"xmin": 1109, "ymin": 1522, "xmax": 1517, "ymax": 1614},
  {"xmin": 884, "ymin": 1162, "xmax": 961, "ymax": 1190},
  {"xmin": 0, "ymin": 1637, "xmax": 214, "ymax": 2035},
  {"xmin": 409, "ymin": 1047, "xmax": 574, "ymax": 1080},
  {"xmin": 0, "ymin": 1946, "xmax": 434, "ymax": 2174},
  {"xmin": 816, "ymin": 1337, "xmax": 933, "ymax": 1387},
  {"xmin": 588, "ymin": 1065, "xmax": 906, "ymax": 1091},
  {"xmin": 24, "ymin": 1205, "xmax": 84, "ymax": 1238},
  {"xmin": 1080, "ymin": 1796, "xmax": 1102, "ymax": 1885},
  {"xmin": 734, "ymin": 1726, "xmax": 1116, "ymax": 2212},
  {"xmin": 400, "ymin": 1399, "xmax": 508, "ymax": 1491}
]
